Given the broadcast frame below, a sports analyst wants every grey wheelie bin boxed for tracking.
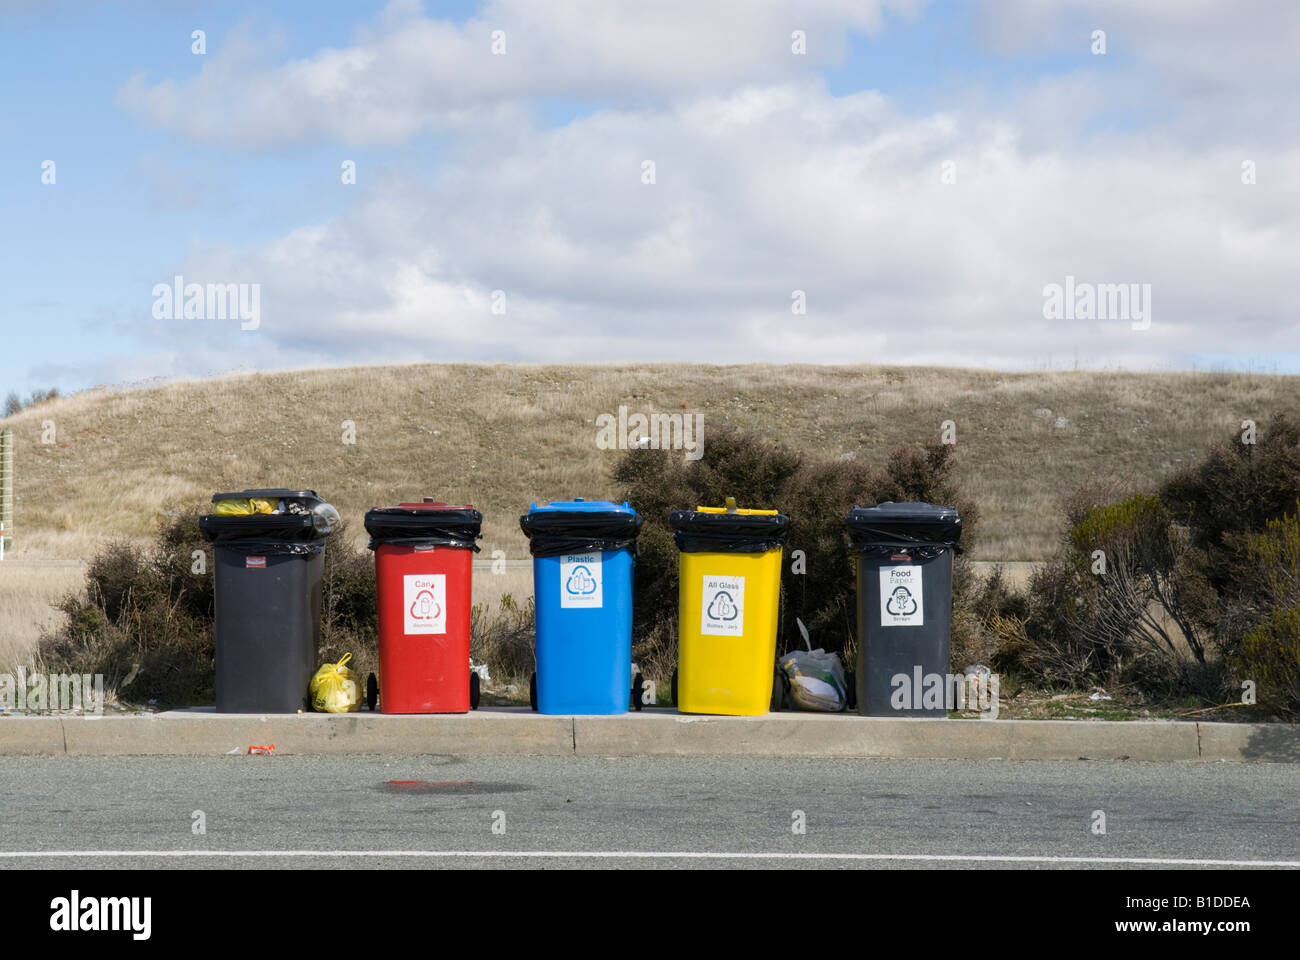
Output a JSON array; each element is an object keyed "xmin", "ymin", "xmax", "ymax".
[
  {"xmin": 846, "ymin": 502, "xmax": 962, "ymax": 717},
  {"xmin": 199, "ymin": 489, "xmax": 339, "ymax": 713}
]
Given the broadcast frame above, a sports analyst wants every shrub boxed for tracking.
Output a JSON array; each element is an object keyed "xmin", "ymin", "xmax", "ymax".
[
  {"xmin": 1006, "ymin": 416, "xmax": 1300, "ymax": 702},
  {"xmin": 1068, "ymin": 493, "xmax": 1210, "ymax": 666},
  {"xmin": 38, "ymin": 508, "xmax": 215, "ymax": 706},
  {"xmin": 1002, "ymin": 490, "xmax": 1227, "ymax": 697},
  {"xmin": 956, "ymin": 564, "xmax": 1029, "ymax": 674},
  {"xmin": 1161, "ymin": 414, "xmax": 1300, "ymax": 572},
  {"xmin": 1231, "ymin": 512, "xmax": 1300, "ymax": 718},
  {"xmin": 316, "ymin": 524, "xmax": 379, "ymax": 679},
  {"xmin": 470, "ymin": 593, "xmax": 536, "ymax": 681}
]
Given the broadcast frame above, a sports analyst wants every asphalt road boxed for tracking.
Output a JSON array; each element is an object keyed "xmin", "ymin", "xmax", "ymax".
[{"xmin": 0, "ymin": 755, "xmax": 1297, "ymax": 869}]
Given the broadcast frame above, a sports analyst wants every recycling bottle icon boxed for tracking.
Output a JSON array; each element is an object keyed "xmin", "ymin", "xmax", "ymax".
[
  {"xmin": 565, "ymin": 565, "xmax": 598, "ymax": 595},
  {"xmin": 885, "ymin": 586, "xmax": 917, "ymax": 616},
  {"xmin": 707, "ymin": 590, "xmax": 739, "ymax": 621},
  {"xmin": 410, "ymin": 589, "xmax": 441, "ymax": 621}
]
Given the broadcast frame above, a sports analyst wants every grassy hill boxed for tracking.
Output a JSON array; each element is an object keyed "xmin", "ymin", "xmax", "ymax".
[{"xmin": 2, "ymin": 363, "xmax": 1297, "ymax": 564}]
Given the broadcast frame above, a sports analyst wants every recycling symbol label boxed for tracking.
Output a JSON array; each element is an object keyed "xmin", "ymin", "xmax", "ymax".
[
  {"xmin": 404, "ymin": 573, "xmax": 447, "ymax": 635},
  {"xmin": 701, "ymin": 575, "xmax": 745, "ymax": 636},
  {"xmin": 560, "ymin": 554, "xmax": 603, "ymax": 608},
  {"xmin": 886, "ymin": 587, "xmax": 917, "ymax": 616},
  {"xmin": 880, "ymin": 564, "xmax": 924, "ymax": 627}
]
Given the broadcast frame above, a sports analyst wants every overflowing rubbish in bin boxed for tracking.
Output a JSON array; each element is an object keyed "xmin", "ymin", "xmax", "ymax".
[
  {"xmin": 846, "ymin": 502, "xmax": 962, "ymax": 717},
  {"xmin": 669, "ymin": 497, "xmax": 789, "ymax": 716},
  {"xmin": 519, "ymin": 499, "xmax": 642, "ymax": 715},
  {"xmin": 199, "ymin": 488, "xmax": 339, "ymax": 713},
  {"xmin": 364, "ymin": 499, "xmax": 483, "ymax": 714}
]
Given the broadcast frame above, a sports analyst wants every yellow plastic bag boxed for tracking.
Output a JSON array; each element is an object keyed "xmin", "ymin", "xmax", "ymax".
[
  {"xmin": 214, "ymin": 498, "xmax": 276, "ymax": 516},
  {"xmin": 310, "ymin": 653, "xmax": 361, "ymax": 713}
]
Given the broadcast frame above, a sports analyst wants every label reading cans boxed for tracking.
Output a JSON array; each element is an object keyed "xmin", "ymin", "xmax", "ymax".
[
  {"xmin": 701, "ymin": 575, "xmax": 745, "ymax": 636},
  {"xmin": 245, "ymin": 556, "xmax": 266, "ymax": 569},
  {"xmin": 404, "ymin": 573, "xmax": 446, "ymax": 635},
  {"xmin": 880, "ymin": 564, "xmax": 923, "ymax": 627},
  {"xmin": 560, "ymin": 554, "xmax": 603, "ymax": 608}
]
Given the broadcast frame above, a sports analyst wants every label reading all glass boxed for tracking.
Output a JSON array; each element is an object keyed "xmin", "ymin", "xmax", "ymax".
[
  {"xmin": 880, "ymin": 564, "xmax": 923, "ymax": 627},
  {"xmin": 701, "ymin": 575, "xmax": 745, "ymax": 636},
  {"xmin": 404, "ymin": 573, "xmax": 446, "ymax": 635},
  {"xmin": 560, "ymin": 554, "xmax": 603, "ymax": 608}
]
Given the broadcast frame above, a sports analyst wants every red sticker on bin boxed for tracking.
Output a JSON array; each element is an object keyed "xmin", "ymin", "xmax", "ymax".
[{"xmin": 246, "ymin": 557, "xmax": 267, "ymax": 568}]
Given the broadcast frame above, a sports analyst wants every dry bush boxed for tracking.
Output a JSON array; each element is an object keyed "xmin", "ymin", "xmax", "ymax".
[
  {"xmin": 1229, "ymin": 513, "xmax": 1300, "ymax": 718},
  {"xmin": 315, "ymin": 523, "xmax": 379, "ymax": 679},
  {"xmin": 37, "ymin": 507, "xmax": 215, "ymax": 705},
  {"xmin": 470, "ymin": 592, "xmax": 536, "ymax": 681}
]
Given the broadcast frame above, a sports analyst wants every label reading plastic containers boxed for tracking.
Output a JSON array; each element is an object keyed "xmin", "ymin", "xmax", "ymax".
[
  {"xmin": 701, "ymin": 575, "xmax": 745, "ymax": 636},
  {"xmin": 880, "ymin": 564, "xmax": 924, "ymax": 627},
  {"xmin": 404, "ymin": 573, "xmax": 446, "ymax": 635},
  {"xmin": 560, "ymin": 554, "xmax": 603, "ymax": 608}
]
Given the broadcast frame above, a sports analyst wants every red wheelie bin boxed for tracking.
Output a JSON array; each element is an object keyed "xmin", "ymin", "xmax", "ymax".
[{"xmin": 364, "ymin": 499, "xmax": 482, "ymax": 713}]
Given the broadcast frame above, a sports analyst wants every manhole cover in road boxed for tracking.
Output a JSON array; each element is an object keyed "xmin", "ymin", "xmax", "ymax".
[{"xmin": 379, "ymin": 780, "xmax": 529, "ymax": 794}]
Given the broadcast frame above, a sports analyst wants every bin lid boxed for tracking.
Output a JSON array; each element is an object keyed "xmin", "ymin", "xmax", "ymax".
[
  {"xmin": 201, "ymin": 488, "xmax": 337, "ymax": 542},
  {"xmin": 518, "ymin": 499, "xmax": 642, "ymax": 557},
  {"xmin": 394, "ymin": 499, "xmax": 474, "ymax": 511},
  {"xmin": 211, "ymin": 488, "xmax": 323, "ymax": 503},
  {"xmin": 364, "ymin": 501, "xmax": 483, "ymax": 551},
  {"xmin": 845, "ymin": 501, "xmax": 962, "ymax": 547},
  {"xmin": 668, "ymin": 498, "xmax": 789, "ymax": 553},
  {"xmin": 526, "ymin": 498, "xmax": 636, "ymax": 514},
  {"xmin": 199, "ymin": 511, "xmax": 321, "ymax": 543}
]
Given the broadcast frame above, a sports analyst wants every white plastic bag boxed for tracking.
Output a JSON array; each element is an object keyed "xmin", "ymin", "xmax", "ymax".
[{"xmin": 779, "ymin": 648, "xmax": 848, "ymax": 712}]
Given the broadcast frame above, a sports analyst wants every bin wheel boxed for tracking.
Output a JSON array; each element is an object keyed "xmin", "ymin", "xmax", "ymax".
[
  {"xmin": 670, "ymin": 669, "xmax": 678, "ymax": 707},
  {"xmin": 469, "ymin": 671, "xmax": 481, "ymax": 710},
  {"xmin": 771, "ymin": 667, "xmax": 787, "ymax": 713},
  {"xmin": 366, "ymin": 673, "xmax": 379, "ymax": 712},
  {"xmin": 529, "ymin": 672, "xmax": 538, "ymax": 712},
  {"xmin": 631, "ymin": 672, "xmax": 645, "ymax": 712},
  {"xmin": 845, "ymin": 670, "xmax": 857, "ymax": 711}
]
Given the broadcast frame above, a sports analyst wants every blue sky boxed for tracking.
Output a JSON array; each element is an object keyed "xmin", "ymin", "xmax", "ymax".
[{"xmin": 2, "ymin": 0, "xmax": 1297, "ymax": 399}]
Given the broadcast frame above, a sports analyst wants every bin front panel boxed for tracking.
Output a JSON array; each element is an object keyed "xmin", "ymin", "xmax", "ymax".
[
  {"xmin": 533, "ymin": 547, "xmax": 634, "ymax": 714},
  {"xmin": 677, "ymin": 547, "xmax": 782, "ymax": 716},
  {"xmin": 374, "ymin": 543, "xmax": 473, "ymax": 713},
  {"xmin": 855, "ymin": 549, "xmax": 953, "ymax": 717},
  {"xmin": 213, "ymin": 548, "xmax": 321, "ymax": 713}
]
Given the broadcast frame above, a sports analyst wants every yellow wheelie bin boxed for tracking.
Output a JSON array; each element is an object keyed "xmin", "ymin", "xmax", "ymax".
[{"xmin": 669, "ymin": 497, "xmax": 790, "ymax": 715}]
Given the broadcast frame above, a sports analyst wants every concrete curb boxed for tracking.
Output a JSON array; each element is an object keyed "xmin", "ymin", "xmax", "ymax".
[{"xmin": 1, "ymin": 708, "xmax": 1297, "ymax": 761}]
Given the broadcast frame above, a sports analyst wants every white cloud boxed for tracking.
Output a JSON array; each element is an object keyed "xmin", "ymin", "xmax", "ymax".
[
  {"xmin": 137, "ymin": 78, "xmax": 1298, "ymax": 375},
  {"xmin": 117, "ymin": 0, "xmax": 925, "ymax": 147},
  {"xmin": 95, "ymin": 0, "xmax": 1300, "ymax": 381}
]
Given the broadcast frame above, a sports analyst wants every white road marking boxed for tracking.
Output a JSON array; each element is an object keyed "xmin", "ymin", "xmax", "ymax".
[{"xmin": 0, "ymin": 850, "xmax": 1296, "ymax": 866}]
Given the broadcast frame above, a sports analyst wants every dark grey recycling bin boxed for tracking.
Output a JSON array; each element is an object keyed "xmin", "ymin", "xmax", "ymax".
[
  {"xmin": 847, "ymin": 502, "xmax": 962, "ymax": 717},
  {"xmin": 199, "ymin": 489, "xmax": 338, "ymax": 713}
]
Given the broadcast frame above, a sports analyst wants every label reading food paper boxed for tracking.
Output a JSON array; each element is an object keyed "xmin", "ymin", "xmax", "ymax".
[
  {"xmin": 560, "ymin": 554, "xmax": 603, "ymax": 608},
  {"xmin": 701, "ymin": 575, "xmax": 745, "ymax": 636},
  {"xmin": 880, "ymin": 564, "xmax": 923, "ymax": 627},
  {"xmin": 404, "ymin": 573, "xmax": 446, "ymax": 635}
]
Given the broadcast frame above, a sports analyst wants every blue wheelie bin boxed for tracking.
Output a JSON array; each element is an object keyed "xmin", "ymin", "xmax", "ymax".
[{"xmin": 519, "ymin": 499, "xmax": 642, "ymax": 714}]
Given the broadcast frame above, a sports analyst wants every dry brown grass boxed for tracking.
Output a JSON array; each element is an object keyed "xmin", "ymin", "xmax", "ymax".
[
  {"xmin": 1, "ymin": 363, "xmax": 1295, "ymax": 564},
  {"xmin": 0, "ymin": 562, "xmax": 86, "ymax": 668}
]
